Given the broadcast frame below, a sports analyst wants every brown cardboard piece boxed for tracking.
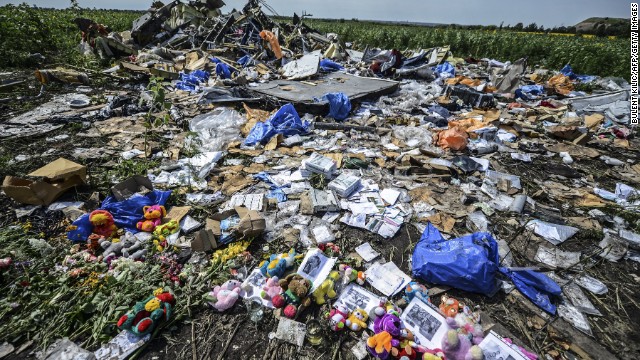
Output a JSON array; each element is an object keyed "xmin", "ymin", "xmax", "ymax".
[
  {"xmin": 166, "ymin": 206, "xmax": 191, "ymax": 223},
  {"xmin": 2, "ymin": 158, "xmax": 86, "ymax": 205},
  {"xmin": 111, "ymin": 175, "xmax": 153, "ymax": 201},
  {"xmin": 192, "ymin": 206, "xmax": 265, "ymax": 252}
]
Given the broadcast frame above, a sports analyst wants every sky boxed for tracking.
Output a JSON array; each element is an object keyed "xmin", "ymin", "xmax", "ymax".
[{"xmin": 0, "ymin": 0, "xmax": 633, "ymax": 28}]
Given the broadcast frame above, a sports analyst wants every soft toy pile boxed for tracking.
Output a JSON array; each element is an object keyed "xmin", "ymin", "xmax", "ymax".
[{"xmin": 117, "ymin": 289, "xmax": 176, "ymax": 336}]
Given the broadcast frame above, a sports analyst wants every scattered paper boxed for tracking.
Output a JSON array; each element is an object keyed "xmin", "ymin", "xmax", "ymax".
[
  {"xmin": 365, "ymin": 261, "xmax": 411, "ymax": 296},
  {"xmin": 94, "ymin": 330, "xmax": 150, "ymax": 360},
  {"xmin": 355, "ymin": 242, "xmax": 380, "ymax": 262},
  {"xmin": 380, "ymin": 188, "xmax": 401, "ymax": 205}
]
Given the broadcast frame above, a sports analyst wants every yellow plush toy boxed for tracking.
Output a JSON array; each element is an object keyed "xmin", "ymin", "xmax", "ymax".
[
  {"xmin": 312, "ymin": 271, "xmax": 340, "ymax": 305},
  {"xmin": 346, "ymin": 308, "xmax": 368, "ymax": 331}
]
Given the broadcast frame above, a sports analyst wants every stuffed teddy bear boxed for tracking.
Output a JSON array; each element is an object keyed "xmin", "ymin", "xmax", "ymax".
[
  {"xmin": 272, "ymin": 273, "xmax": 312, "ymax": 318},
  {"xmin": 312, "ymin": 270, "xmax": 340, "ymax": 305},
  {"xmin": 442, "ymin": 330, "xmax": 483, "ymax": 360},
  {"xmin": 207, "ymin": 280, "xmax": 242, "ymax": 312},
  {"xmin": 338, "ymin": 264, "xmax": 366, "ymax": 286},
  {"xmin": 327, "ymin": 304, "xmax": 349, "ymax": 331},
  {"xmin": 89, "ymin": 210, "xmax": 117, "ymax": 237},
  {"xmin": 345, "ymin": 308, "xmax": 368, "ymax": 331},
  {"xmin": 441, "ymin": 297, "xmax": 483, "ymax": 360},
  {"xmin": 367, "ymin": 331, "xmax": 400, "ymax": 360},
  {"xmin": 439, "ymin": 295, "xmax": 460, "ymax": 318},
  {"xmin": 117, "ymin": 288, "xmax": 175, "ymax": 336},
  {"xmin": 402, "ymin": 281, "xmax": 430, "ymax": 306},
  {"xmin": 99, "ymin": 232, "xmax": 146, "ymax": 263},
  {"xmin": 373, "ymin": 311, "xmax": 414, "ymax": 341},
  {"xmin": 259, "ymin": 248, "xmax": 297, "ymax": 279},
  {"xmin": 422, "ymin": 348, "xmax": 446, "ymax": 360},
  {"xmin": 391, "ymin": 342, "xmax": 418, "ymax": 360},
  {"xmin": 260, "ymin": 276, "xmax": 282, "ymax": 301},
  {"xmin": 137, "ymin": 205, "xmax": 166, "ymax": 232}
]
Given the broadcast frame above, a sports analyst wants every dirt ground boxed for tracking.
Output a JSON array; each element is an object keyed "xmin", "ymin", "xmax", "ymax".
[{"xmin": 1, "ymin": 73, "xmax": 639, "ymax": 360}]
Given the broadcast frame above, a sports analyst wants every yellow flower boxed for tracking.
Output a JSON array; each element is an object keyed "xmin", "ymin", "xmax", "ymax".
[{"xmin": 153, "ymin": 288, "xmax": 164, "ymax": 296}]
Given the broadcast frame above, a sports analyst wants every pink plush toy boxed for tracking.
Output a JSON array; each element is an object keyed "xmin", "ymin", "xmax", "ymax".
[
  {"xmin": 137, "ymin": 205, "xmax": 166, "ymax": 232},
  {"xmin": 261, "ymin": 276, "xmax": 282, "ymax": 301},
  {"xmin": 442, "ymin": 313, "xmax": 484, "ymax": 360},
  {"xmin": 207, "ymin": 280, "xmax": 242, "ymax": 312},
  {"xmin": 327, "ymin": 304, "xmax": 349, "ymax": 331}
]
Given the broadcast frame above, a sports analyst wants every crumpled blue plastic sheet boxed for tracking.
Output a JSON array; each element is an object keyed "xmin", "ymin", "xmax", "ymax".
[
  {"xmin": 412, "ymin": 222, "xmax": 562, "ymax": 313},
  {"xmin": 237, "ymin": 54, "xmax": 255, "ymax": 68},
  {"xmin": 515, "ymin": 84, "xmax": 545, "ymax": 101},
  {"xmin": 499, "ymin": 267, "xmax": 561, "ymax": 314},
  {"xmin": 253, "ymin": 172, "xmax": 288, "ymax": 202},
  {"xmin": 412, "ymin": 222, "xmax": 500, "ymax": 295},
  {"xmin": 176, "ymin": 70, "xmax": 210, "ymax": 92},
  {"xmin": 320, "ymin": 59, "xmax": 344, "ymax": 72},
  {"xmin": 321, "ymin": 92, "xmax": 351, "ymax": 121},
  {"xmin": 67, "ymin": 190, "xmax": 172, "ymax": 242},
  {"xmin": 561, "ymin": 64, "xmax": 597, "ymax": 83},
  {"xmin": 432, "ymin": 61, "xmax": 455, "ymax": 78},
  {"xmin": 243, "ymin": 103, "xmax": 310, "ymax": 146}
]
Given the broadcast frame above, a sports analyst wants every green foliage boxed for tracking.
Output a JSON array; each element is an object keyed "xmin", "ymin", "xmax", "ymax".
[
  {"xmin": 0, "ymin": 4, "xmax": 141, "ymax": 69},
  {"xmin": 306, "ymin": 19, "xmax": 631, "ymax": 79}
]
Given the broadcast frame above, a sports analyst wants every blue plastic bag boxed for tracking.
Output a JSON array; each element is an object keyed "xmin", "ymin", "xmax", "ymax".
[
  {"xmin": 253, "ymin": 172, "xmax": 288, "ymax": 202},
  {"xmin": 320, "ymin": 59, "xmax": 343, "ymax": 72},
  {"xmin": 499, "ymin": 268, "xmax": 561, "ymax": 314},
  {"xmin": 432, "ymin": 62, "xmax": 455, "ymax": 78},
  {"xmin": 322, "ymin": 92, "xmax": 351, "ymax": 121},
  {"xmin": 412, "ymin": 223, "xmax": 500, "ymax": 295},
  {"xmin": 67, "ymin": 190, "xmax": 172, "ymax": 242},
  {"xmin": 244, "ymin": 103, "xmax": 310, "ymax": 146}
]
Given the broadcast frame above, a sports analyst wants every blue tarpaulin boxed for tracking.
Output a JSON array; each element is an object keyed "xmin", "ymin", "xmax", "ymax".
[
  {"xmin": 412, "ymin": 223, "xmax": 500, "ymax": 295},
  {"xmin": 499, "ymin": 267, "xmax": 561, "ymax": 314},
  {"xmin": 237, "ymin": 55, "xmax": 255, "ymax": 68},
  {"xmin": 432, "ymin": 62, "xmax": 455, "ymax": 78},
  {"xmin": 319, "ymin": 59, "xmax": 344, "ymax": 72},
  {"xmin": 412, "ymin": 223, "xmax": 561, "ymax": 313},
  {"xmin": 561, "ymin": 64, "xmax": 597, "ymax": 83},
  {"xmin": 210, "ymin": 57, "xmax": 235, "ymax": 79},
  {"xmin": 243, "ymin": 103, "xmax": 310, "ymax": 146},
  {"xmin": 321, "ymin": 92, "xmax": 351, "ymax": 121},
  {"xmin": 176, "ymin": 70, "xmax": 210, "ymax": 92},
  {"xmin": 67, "ymin": 190, "xmax": 171, "ymax": 242}
]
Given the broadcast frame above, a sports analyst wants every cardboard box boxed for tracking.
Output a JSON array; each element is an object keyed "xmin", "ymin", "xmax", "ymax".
[
  {"xmin": 192, "ymin": 206, "xmax": 265, "ymax": 251},
  {"xmin": 111, "ymin": 175, "xmax": 153, "ymax": 201},
  {"xmin": 2, "ymin": 158, "xmax": 86, "ymax": 205}
]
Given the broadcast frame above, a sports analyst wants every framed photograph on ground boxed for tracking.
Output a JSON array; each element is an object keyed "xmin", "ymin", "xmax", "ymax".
[
  {"xmin": 478, "ymin": 331, "xmax": 529, "ymax": 360},
  {"xmin": 400, "ymin": 297, "xmax": 448, "ymax": 349},
  {"xmin": 296, "ymin": 248, "xmax": 336, "ymax": 292},
  {"xmin": 240, "ymin": 268, "xmax": 275, "ymax": 308},
  {"xmin": 334, "ymin": 283, "xmax": 381, "ymax": 314}
]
